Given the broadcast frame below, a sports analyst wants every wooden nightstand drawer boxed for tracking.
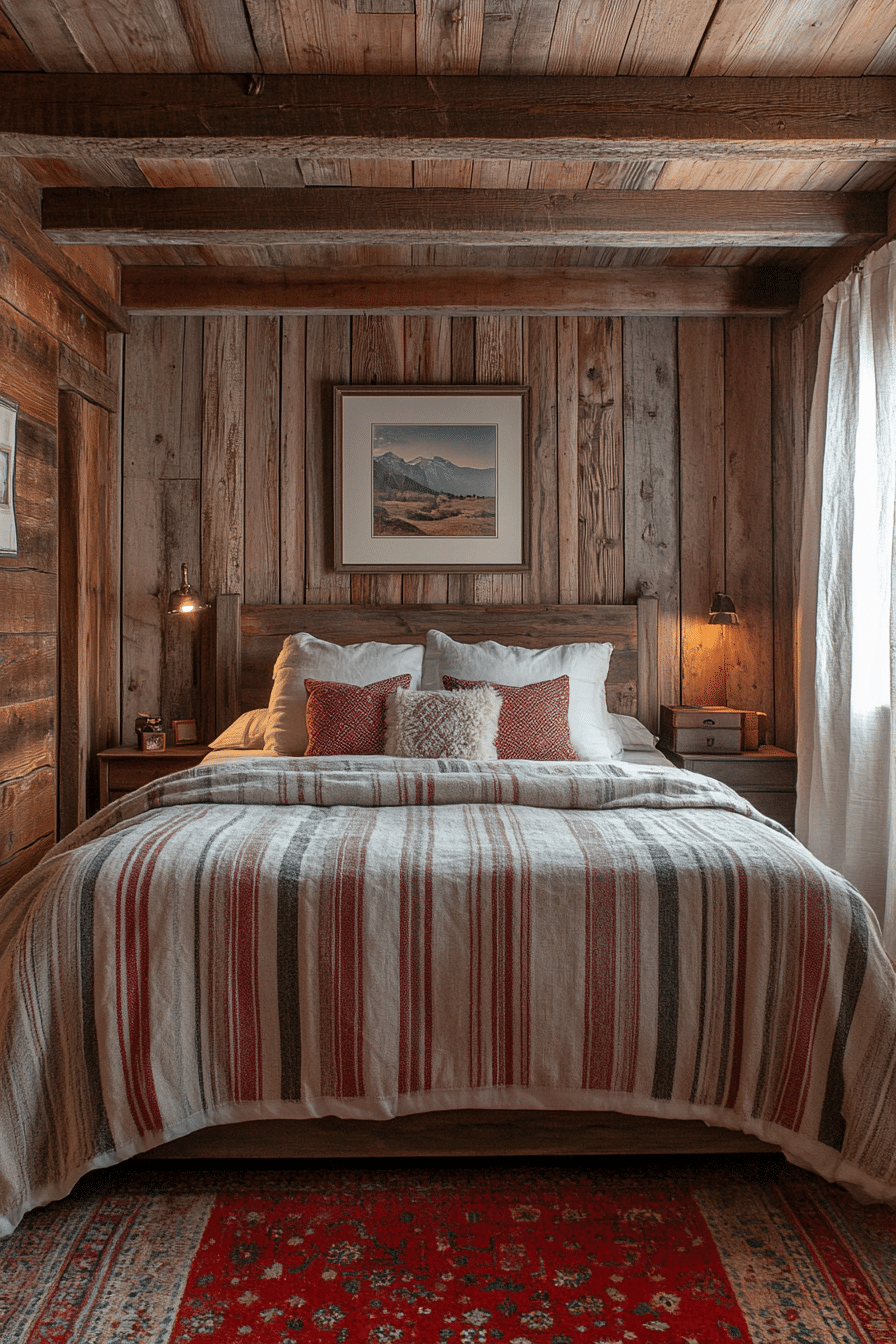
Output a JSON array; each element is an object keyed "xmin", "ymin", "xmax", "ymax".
[
  {"xmin": 660, "ymin": 745, "xmax": 797, "ymax": 832},
  {"xmin": 98, "ymin": 745, "xmax": 208, "ymax": 808}
]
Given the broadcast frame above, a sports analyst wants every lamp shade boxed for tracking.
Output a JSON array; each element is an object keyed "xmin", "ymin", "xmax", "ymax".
[
  {"xmin": 708, "ymin": 592, "xmax": 739, "ymax": 626},
  {"xmin": 167, "ymin": 563, "xmax": 209, "ymax": 615}
]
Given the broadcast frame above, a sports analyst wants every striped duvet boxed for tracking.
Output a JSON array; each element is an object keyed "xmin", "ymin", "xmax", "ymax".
[{"xmin": 1, "ymin": 756, "xmax": 895, "ymax": 1234}]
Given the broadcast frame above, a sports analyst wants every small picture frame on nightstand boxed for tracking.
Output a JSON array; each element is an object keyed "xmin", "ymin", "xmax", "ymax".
[
  {"xmin": 139, "ymin": 731, "xmax": 166, "ymax": 752},
  {"xmin": 172, "ymin": 718, "xmax": 198, "ymax": 745}
]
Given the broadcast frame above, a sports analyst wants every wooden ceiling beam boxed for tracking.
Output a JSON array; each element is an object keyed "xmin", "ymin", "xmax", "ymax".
[
  {"xmin": 43, "ymin": 187, "xmax": 885, "ymax": 249},
  {"xmin": 3, "ymin": 74, "xmax": 896, "ymax": 161},
  {"xmin": 120, "ymin": 265, "xmax": 799, "ymax": 316}
]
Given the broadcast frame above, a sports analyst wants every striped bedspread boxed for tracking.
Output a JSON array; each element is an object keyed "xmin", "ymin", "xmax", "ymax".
[{"xmin": 1, "ymin": 756, "xmax": 895, "ymax": 1234}]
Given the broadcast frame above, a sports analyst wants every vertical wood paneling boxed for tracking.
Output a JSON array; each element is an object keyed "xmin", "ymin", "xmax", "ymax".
[
  {"xmin": 678, "ymin": 317, "xmax": 726, "ymax": 706},
  {"xmin": 556, "ymin": 317, "xmax": 579, "ymax": 604},
  {"xmin": 724, "ymin": 317, "xmax": 775, "ymax": 736},
  {"xmin": 623, "ymin": 317, "xmax": 681, "ymax": 709},
  {"xmin": 772, "ymin": 317, "xmax": 798, "ymax": 751},
  {"xmin": 305, "ymin": 315, "xmax": 351, "ymax": 603},
  {"xmin": 523, "ymin": 316, "xmax": 559, "ymax": 604},
  {"xmin": 201, "ymin": 315, "xmax": 245, "ymax": 597},
  {"xmin": 403, "ymin": 316, "xmax": 451, "ymax": 604},
  {"xmin": 577, "ymin": 317, "xmax": 623, "ymax": 604},
  {"xmin": 244, "ymin": 315, "xmax": 280, "ymax": 603},
  {"xmin": 280, "ymin": 315, "xmax": 306, "ymax": 603},
  {"xmin": 351, "ymin": 315, "xmax": 405, "ymax": 605},
  {"xmin": 475, "ymin": 314, "xmax": 523, "ymax": 604},
  {"xmin": 58, "ymin": 392, "xmax": 117, "ymax": 830},
  {"xmin": 446, "ymin": 316, "xmax": 478, "ymax": 605},
  {"xmin": 119, "ymin": 311, "xmax": 803, "ymax": 747}
]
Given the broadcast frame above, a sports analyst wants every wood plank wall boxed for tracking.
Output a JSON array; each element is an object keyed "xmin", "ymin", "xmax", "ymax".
[
  {"xmin": 122, "ymin": 311, "xmax": 820, "ymax": 751},
  {"xmin": 0, "ymin": 166, "xmax": 121, "ymax": 895}
]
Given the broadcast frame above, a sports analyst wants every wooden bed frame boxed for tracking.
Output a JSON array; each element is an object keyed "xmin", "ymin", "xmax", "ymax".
[{"xmin": 148, "ymin": 595, "xmax": 774, "ymax": 1161}]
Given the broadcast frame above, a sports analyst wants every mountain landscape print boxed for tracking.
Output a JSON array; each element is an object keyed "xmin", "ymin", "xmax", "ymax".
[{"xmin": 371, "ymin": 423, "xmax": 497, "ymax": 538}]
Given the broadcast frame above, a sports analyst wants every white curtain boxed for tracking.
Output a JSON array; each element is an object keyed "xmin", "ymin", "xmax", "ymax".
[{"xmin": 797, "ymin": 239, "xmax": 896, "ymax": 955}]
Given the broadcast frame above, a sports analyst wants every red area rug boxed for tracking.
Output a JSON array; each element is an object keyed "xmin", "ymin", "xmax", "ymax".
[{"xmin": 1, "ymin": 1157, "xmax": 894, "ymax": 1342}]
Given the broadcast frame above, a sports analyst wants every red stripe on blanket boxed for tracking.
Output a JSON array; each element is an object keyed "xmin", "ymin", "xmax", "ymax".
[{"xmin": 774, "ymin": 871, "xmax": 833, "ymax": 1134}]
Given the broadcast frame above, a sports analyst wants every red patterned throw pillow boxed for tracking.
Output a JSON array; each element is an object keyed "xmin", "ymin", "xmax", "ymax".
[
  {"xmin": 304, "ymin": 675, "xmax": 412, "ymax": 755},
  {"xmin": 442, "ymin": 674, "xmax": 577, "ymax": 760}
]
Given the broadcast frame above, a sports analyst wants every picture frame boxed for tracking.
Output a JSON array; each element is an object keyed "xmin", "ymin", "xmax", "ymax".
[
  {"xmin": 334, "ymin": 386, "xmax": 529, "ymax": 573},
  {"xmin": 0, "ymin": 394, "xmax": 18, "ymax": 558},
  {"xmin": 172, "ymin": 718, "xmax": 199, "ymax": 745},
  {"xmin": 139, "ymin": 731, "xmax": 166, "ymax": 753}
]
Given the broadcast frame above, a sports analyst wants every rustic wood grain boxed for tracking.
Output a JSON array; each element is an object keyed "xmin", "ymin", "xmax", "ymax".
[
  {"xmin": 0, "ymin": 834, "xmax": 54, "ymax": 900},
  {"xmin": 576, "ymin": 316, "xmax": 623, "ymax": 604},
  {"xmin": 9, "ymin": 73, "xmax": 896, "ymax": 159},
  {"xmin": 771, "ymin": 316, "xmax": 798, "ymax": 751},
  {"xmin": 0, "ymin": 233, "xmax": 108, "ymax": 365},
  {"xmin": 677, "ymin": 317, "xmax": 726, "ymax": 707},
  {"xmin": 202, "ymin": 315, "xmax": 245, "ymax": 596},
  {"xmin": 58, "ymin": 344, "xmax": 118, "ymax": 410},
  {"xmin": 522, "ymin": 316, "xmax": 558, "ymax": 604},
  {"xmin": 279, "ymin": 315, "xmax": 306, "ymax": 604},
  {"xmin": 0, "ymin": 297, "xmax": 57, "ymax": 425},
  {"xmin": 474, "ymin": 315, "xmax": 523, "ymax": 604},
  {"xmin": 244, "ymin": 315, "xmax": 280, "ymax": 603},
  {"xmin": 555, "ymin": 316, "xmax": 578, "ymax": 603},
  {"xmin": 304, "ymin": 315, "xmax": 352, "ymax": 602},
  {"xmin": 44, "ymin": 186, "xmax": 888, "ymax": 249},
  {"xmin": 623, "ymin": 316, "xmax": 681, "ymax": 709},
  {"xmin": 0, "ymin": 415, "xmax": 55, "ymax": 574},
  {"xmin": 724, "ymin": 317, "xmax": 775, "ymax": 737},
  {"xmin": 0, "ymin": 634, "xmax": 55, "ymax": 705},
  {"xmin": 0, "ymin": 698, "xmax": 54, "ymax": 781},
  {"xmin": 349, "ymin": 314, "xmax": 405, "ymax": 605},
  {"xmin": 416, "ymin": 0, "xmax": 485, "ymax": 75},
  {"xmin": 0, "ymin": 570, "xmax": 55, "ymax": 634},
  {"xmin": 0, "ymin": 768, "xmax": 55, "ymax": 867}
]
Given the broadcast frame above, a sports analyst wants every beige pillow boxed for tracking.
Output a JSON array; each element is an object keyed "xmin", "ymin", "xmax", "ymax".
[
  {"xmin": 264, "ymin": 633, "xmax": 425, "ymax": 756},
  {"xmin": 384, "ymin": 686, "xmax": 501, "ymax": 760},
  {"xmin": 208, "ymin": 708, "xmax": 268, "ymax": 751}
]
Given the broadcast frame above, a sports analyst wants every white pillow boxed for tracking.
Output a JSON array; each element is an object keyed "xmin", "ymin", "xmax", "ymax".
[
  {"xmin": 422, "ymin": 630, "xmax": 622, "ymax": 760},
  {"xmin": 209, "ymin": 708, "xmax": 269, "ymax": 751},
  {"xmin": 264, "ymin": 633, "xmax": 425, "ymax": 756},
  {"xmin": 384, "ymin": 686, "xmax": 501, "ymax": 760},
  {"xmin": 611, "ymin": 712, "xmax": 658, "ymax": 749}
]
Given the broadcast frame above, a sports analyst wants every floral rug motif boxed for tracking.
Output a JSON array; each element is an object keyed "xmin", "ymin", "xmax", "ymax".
[{"xmin": 1, "ymin": 1157, "xmax": 894, "ymax": 1343}]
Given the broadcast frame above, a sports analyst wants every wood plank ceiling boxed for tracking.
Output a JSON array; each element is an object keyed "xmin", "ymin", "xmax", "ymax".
[{"xmin": 1, "ymin": 0, "xmax": 896, "ymax": 313}]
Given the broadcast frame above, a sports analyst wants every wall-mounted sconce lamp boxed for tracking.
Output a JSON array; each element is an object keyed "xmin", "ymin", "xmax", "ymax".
[
  {"xmin": 167, "ymin": 563, "xmax": 209, "ymax": 615},
  {"xmin": 708, "ymin": 592, "xmax": 739, "ymax": 626}
]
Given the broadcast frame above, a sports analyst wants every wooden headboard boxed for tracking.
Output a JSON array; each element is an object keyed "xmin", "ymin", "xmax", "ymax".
[{"xmin": 213, "ymin": 598, "xmax": 659, "ymax": 738}]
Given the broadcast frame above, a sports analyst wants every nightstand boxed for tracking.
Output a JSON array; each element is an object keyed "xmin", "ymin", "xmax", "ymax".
[
  {"xmin": 659, "ymin": 745, "xmax": 797, "ymax": 831},
  {"xmin": 98, "ymin": 744, "xmax": 208, "ymax": 808}
]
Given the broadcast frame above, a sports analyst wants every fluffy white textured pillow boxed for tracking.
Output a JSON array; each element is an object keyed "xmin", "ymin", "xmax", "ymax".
[
  {"xmin": 384, "ymin": 686, "xmax": 501, "ymax": 760},
  {"xmin": 209, "ymin": 708, "xmax": 269, "ymax": 751},
  {"xmin": 264, "ymin": 634, "xmax": 425, "ymax": 756},
  {"xmin": 422, "ymin": 630, "xmax": 622, "ymax": 760}
]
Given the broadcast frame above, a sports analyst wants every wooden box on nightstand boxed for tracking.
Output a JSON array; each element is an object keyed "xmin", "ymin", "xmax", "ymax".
[
  {"xmin": 659, "ymin": 744, "xmax": 797, "ymax": 831},
  {"xmin": 98, "ymin": 744, "xmax": 208, "ymax": 808}
]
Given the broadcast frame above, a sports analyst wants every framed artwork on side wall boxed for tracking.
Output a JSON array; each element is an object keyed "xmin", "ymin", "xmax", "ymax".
[
  {"xmin": 0, "ymin": 395, "xmax": 18, "ymax": 557},
  {"xmin": 334, "ymin": 385, "xmax": 529, "ymax": 573}
]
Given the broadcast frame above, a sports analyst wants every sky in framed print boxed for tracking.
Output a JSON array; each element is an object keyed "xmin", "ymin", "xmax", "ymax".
[{"xmin": 372, "ymin": 422, "xmax": 497, "ymax": 539}]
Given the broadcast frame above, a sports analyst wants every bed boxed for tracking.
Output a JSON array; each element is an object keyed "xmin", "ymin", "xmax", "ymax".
[{"xmin": 1, "ymin": 597, "xmax": 895, "ymax": 1235}]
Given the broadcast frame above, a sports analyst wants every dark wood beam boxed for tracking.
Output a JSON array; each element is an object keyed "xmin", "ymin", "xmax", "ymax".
[
  {"xmin": 43, "ymin": 187, "xmax": 886, "ymax": 249},
  {"xmin": 793, "ymin": 180, "xmax": 896, "ymax": 323},
  {"xmin": 4, "ymin": 74, "xmax": 896, "ymax": 160},
  {"xmin": 121, "ymin": 264, "xmax": 799, "ymax": 316}
]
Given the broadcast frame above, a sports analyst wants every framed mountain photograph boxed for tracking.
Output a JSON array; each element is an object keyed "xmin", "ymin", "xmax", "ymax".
[{"xmin": 334, "ymin": 386, "xmax": 529, "ymax": 573}]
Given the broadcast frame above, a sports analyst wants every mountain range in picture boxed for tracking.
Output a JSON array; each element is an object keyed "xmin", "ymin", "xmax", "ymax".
[{"xmin": 371, "ymin": 428, "xmax": 498, "ymax": 539}]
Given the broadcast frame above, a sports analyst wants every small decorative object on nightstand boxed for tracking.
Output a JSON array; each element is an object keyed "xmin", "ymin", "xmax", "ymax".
[
  {"xmin": 659, "ymin": 704, "xmax": 743, "ymax": 755},
  {"xmin": 97, "ymin": 743, "xmax": 208, "ymax": 809},
  {"xmin": 660, "ymin": 744, "xmax": 797, "ymax": 832}
]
